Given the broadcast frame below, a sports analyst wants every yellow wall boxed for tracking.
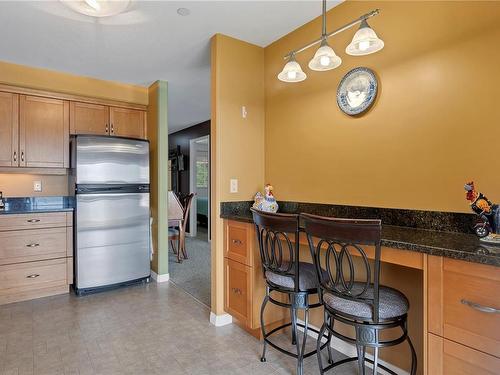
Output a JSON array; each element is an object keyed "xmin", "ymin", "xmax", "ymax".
[
  {"xmin": 265, "ymin": 1, "xmax": 500, "ymax": 213},
  {"xmin": 211, "ymin": 34, "xmax": 265, "ymax": 314},
  {"xmin": 0, "ymin": 60, "xmax": 148, "ymax": 105},
  {"xmin": 0, "ymin": 174, "xmax": 68, "ymax": 197}
]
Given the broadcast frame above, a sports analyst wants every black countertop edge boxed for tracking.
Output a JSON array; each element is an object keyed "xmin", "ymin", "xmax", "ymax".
[
  {"xmin": 220, "ymin": 213, "xmax": 499, "ymax": 268},
  {"xmin": 0, "ymin": 196, "xmax": 74, "ymax": 215}
]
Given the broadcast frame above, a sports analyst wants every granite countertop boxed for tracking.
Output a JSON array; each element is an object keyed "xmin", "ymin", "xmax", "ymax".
[
  {"xmin": 0, "ymin": 197, "xmax": 74, "ymax": 215},
  {"xmin": 220, "ymin": 202, "xmax": 499, "ymax": 267}
]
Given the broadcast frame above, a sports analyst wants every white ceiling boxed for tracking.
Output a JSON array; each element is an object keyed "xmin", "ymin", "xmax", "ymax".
[{"xmin": 0, "ymin": 1, "xmax": 339, "ymax": 133}]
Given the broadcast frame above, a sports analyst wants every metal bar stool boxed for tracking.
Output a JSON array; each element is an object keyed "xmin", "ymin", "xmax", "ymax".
[
  {"xmin": 301, "ymin": 213, "xmax": 417, "ymax": 375},
  {"xmin": 251, "ymin": 208, "xmax": 332, "ymax": 375}
]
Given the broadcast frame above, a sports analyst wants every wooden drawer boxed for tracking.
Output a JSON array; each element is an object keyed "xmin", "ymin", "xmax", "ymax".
[
  {"xmin": 0, "ymin": 258, "xmax": 68, "ymax": 305},
  {"xmin": 428, "ymin": 256, "xmax": 500, "ymax": 358},
  {"xmin": 224, "ymin": 220, "xmax": 253, "ymax": 266},
  {"xmin": 224, "ymin": 258, "xmax": 251, "ymax": 325},
  {"xmin": 0, "ymin": 227, "xmax": 69, "ymax": 265},
  {"xmin": 428, "ymin": 333, "xmax": 500, "ymax": 375},
  {"xmin": 0, "ymin": 212, "xmax": 70, "ymax": 231}
]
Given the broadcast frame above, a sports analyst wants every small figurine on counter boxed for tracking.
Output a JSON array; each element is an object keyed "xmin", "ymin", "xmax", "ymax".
[
  {"xmin": 464, "ymin": 181, "xmax": 500, "ymax": 244},
  {"xmin": 252, "ymin": 184, "xmax": 279, "ymax": 213}
]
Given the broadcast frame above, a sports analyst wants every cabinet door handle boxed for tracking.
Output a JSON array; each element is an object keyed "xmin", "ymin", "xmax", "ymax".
[
  {"xmin": 20, "ymin": 151, "xmax": 24, "ymax": 162},
  {"xmin": 26, "ymin": 243, "xmax": 40, "ymax": 248},
  {"xmin": 26, "ymin": 274, "xmax": 40, "ymax": 279},
  {"xmin": 232, "ymin": 239, "xmax": 243, "ymax": 245},
  {"xmin": 461, "ymin": 299, "xmax": 500, "ymax": 314},
  {"xmin": 111, "ymin": 123, "xmax": 114, "ymax": 134},
  {"xmin": 27, "ymin": 219, "xmax": 40, "ymax": 223},
  {"xmin": 231, "ymin": 287, "xmax": 242, "ymax": 295},
  {"xmin": 105, "ymin": 124, "xmax": 109, "ymax": 133},
  {"xmin": 13, "ymin": 151, "xmax": 17, "ymax": 162}
]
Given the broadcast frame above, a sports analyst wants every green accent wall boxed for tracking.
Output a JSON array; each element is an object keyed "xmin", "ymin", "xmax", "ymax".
[{"xmin": 157, "ymin": 81, "xmax": 169, "ymax": 275}]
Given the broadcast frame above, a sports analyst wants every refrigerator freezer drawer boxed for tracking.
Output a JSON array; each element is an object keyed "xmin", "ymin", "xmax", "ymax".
[{"xmin": 75, "ymin": 193, "xmax": 150, "ymax": 289}]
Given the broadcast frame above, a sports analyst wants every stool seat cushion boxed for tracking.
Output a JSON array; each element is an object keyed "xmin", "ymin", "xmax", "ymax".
[
  {"xmin": 323, "ymin": 283, "xmax": 409, "ymax": 320},
  {"xmin": 168, "ymin": 228, "xmax": 179, "ymax": 237},
  {"xmin": 265, "ymin": 262, "xmax": 322, "ymax": 291}
]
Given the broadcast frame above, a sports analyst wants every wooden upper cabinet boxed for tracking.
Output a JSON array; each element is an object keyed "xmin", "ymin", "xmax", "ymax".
[
  {"xmin": 109, "ymin": 107, "xmax": 146, "ymax": 139},
  {"xmin": 0, "ymin": 92, "xmax": 19, "ymax": 167},
  {"xmin": 19, "ymin": 95, "xmax": 69, "ymax": 168},
  {"xmin": 70, "ymin": 102, "xmax": 109, "ymax": 136}
]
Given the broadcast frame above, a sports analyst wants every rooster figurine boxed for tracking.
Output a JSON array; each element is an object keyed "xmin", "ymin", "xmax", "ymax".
[
  {"xmin": 464, "ymin": 181, "xmax": 500, "ymax": 244},
  {"xmin": 253, "ymin": 184, "xmax": 279, "ymax": 213}
]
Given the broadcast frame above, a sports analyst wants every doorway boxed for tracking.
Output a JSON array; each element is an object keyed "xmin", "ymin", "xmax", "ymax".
[{"xmin": 189, "ymin": 135, "xmax": 210, "ymax": 240}]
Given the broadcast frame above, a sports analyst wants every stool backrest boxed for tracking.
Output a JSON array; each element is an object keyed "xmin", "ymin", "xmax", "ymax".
[
  {"xmin": 301, "ymin": 213, "xmax": 383, "ymax": 322},
  {"xmin": 251, "ymin": 208, "xmax": 301, "ymax": 292}
]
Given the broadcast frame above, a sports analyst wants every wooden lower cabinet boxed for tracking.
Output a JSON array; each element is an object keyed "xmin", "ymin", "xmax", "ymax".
[
  {"xmin": 0, "ymin": 211, "xmax": 73, "ymax": 305},
  {"xmin": 428, "ymin": 333, "xmax": 500, "ymax": 375},
  {"xmin": 225, "ymin": 258, "xmax": 251, "ymax": 324},
  {"xmin": 427, "ymin": 256, "xmax": 500, "ymax": 374},
  {"xmin": 224, "ymin": 220, "xmax": 286, "ymax": 338}
]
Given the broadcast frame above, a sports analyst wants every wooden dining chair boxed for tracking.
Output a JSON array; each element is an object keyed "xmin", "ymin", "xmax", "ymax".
[{"xmin": 169, "ymin": 193, "xmax": 195, "ymax": 263}]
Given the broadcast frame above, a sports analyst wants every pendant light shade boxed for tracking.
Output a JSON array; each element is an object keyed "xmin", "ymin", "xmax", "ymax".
[
  {"xmin": 278, "ymin": 55, "xmax": 307, "ymax": 83},
  {"xmin": 308, "ymin": 39, "xmax": 342, "ymax": 71},
  {"xmin": 346, "ymin": 20, "xmax": 384, "ymax": 56}
]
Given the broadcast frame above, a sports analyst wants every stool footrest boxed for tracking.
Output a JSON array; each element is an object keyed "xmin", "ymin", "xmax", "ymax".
[{"xmin": 263, "ymin": 321, "xmax": 330, "ymax": 360}]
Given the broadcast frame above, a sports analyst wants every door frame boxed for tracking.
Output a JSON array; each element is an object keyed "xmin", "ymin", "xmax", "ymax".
[{"xmin": 189, "ymin": 135, "xmax": 210, "ymax": 239}]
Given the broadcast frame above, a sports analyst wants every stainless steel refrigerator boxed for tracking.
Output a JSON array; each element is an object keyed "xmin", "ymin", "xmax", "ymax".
[{"xmin": 71, "ymin": 135, "xmax": 150, "ymax": 295}]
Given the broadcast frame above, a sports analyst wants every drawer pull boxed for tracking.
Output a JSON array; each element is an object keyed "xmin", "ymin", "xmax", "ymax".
[
  {"xmin": 26, "ymin": 274, "xmax": 40, "ymax": 279},
  {"xmin": 232, "ymin": 239, "xmax": 243, "ymax": 245},
  {"xmin": 27, "ymin": 219, "xmax": 41, "ymax": 223},
  {"xmin": 461, "ymin": 299, "xmax": 500, "ymax": 314},
  {"xmin": 231, "ymin": 287, "xmax": 242, "ymax": 295},
  {"xmin": 26, "ymin": 243, "xmax": 40, "ymax": 247}
]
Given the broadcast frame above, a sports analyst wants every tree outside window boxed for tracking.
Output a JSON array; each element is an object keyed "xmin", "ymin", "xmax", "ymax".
[{"xmin": 196, "ymin": 159, "xmax": 209, "ymax": 188}]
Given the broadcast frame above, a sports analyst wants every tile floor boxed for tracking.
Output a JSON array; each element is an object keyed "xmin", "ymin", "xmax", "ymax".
[{"xmin": 0, "ymin": 282, "xmax": 362, "ymax": 375}]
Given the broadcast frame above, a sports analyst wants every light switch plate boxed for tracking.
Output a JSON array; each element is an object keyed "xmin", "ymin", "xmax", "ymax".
[
  {"xmin": 241, "ymin": 106, "xmax": 247, "ymax": 119},
  {"xmin": 33, "ymin": 181, "xmax": 42, "ymax": 192},
  {"xmin": 230, "ymin": 179, "xmax": 238, "ymax": 193}
]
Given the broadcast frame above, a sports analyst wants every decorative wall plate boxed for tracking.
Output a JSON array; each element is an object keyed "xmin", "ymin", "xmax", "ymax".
[{"xmin": 337, "ymin": 67, "xmax": 378, "ymax": 116}]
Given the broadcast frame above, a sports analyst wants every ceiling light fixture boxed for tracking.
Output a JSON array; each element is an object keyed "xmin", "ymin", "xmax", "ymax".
[
  {"xmin": 278, "ymin": 54, "xmax": 307, "ymax": 83},
  {"xmin": 60, "ymin": 0, "xmax": 131, "ymax": 18},
  {"xmin": 177, "ymin": 8, "xmax": 191, "ymax": 16},
  {"xmin": 308, "ymin": 0, "xmax": 341, "ymax": 71},
  {"xmin": 278, "ymin": 0, "xmax": 384, "ymax": 83},
  {"xmin": 346, "ymin": 19, "xmax": 385, "ymax": 56}
]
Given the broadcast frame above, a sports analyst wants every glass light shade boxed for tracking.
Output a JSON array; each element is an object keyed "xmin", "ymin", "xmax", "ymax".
[
  {"xmin": 346, "ymin": 20, "xmax": 385, "ymax": 56},
  {"xmin": 60, "ymin": 0, "xmax": 131, "ymax": 17},
  {"xmin": 308, "ymin": 41, "xmax": 342, "ymax": 71},
  {"xmin": 277, "ymin": 58, "xmax": 307, "ymax": 83}
]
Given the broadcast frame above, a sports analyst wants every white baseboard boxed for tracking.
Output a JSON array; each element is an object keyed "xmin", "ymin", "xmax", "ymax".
[
  {"xmin": 150, "ymin": 270, "xmax": 170, "ymax": 283},
  {"xmin": 296, "ymin": 318, "xmax": 409, "ymax": 375},
  {"xmin": 210, "ymin": 312, "xmax": 233, "ymax": 327}
]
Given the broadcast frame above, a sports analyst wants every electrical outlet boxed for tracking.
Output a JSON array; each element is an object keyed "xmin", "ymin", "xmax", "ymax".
[
  {"xmin": 33, "ymin": 181, "xmax": 42, "ymax": 192},
  {"xmin": 230, "ymin": 179, "xmax": 238, "ymax": 193}
]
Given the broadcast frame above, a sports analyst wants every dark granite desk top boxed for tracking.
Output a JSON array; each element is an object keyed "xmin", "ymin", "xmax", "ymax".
[
  {"xmin": 0, "ymin": 197, "xmax": 74, "ymax": 215},
  {"xmin": 220, "ymin": 202, "xmax": 499, "ymax": 267}
]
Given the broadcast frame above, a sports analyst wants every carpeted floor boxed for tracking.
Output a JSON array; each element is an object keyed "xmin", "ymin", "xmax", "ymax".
[{"xmin": 169, "ymin": 226, "xmax": 211, "ymax": 307}]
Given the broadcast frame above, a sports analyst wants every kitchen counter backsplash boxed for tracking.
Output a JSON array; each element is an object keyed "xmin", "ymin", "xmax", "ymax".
[
  {"xmin": 0, "ymin": 196, "xmax": 74, "ymax": 214},
  {"xmin": 220, "ymin": 201, "xmax": 476, "ymax": 234}
]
